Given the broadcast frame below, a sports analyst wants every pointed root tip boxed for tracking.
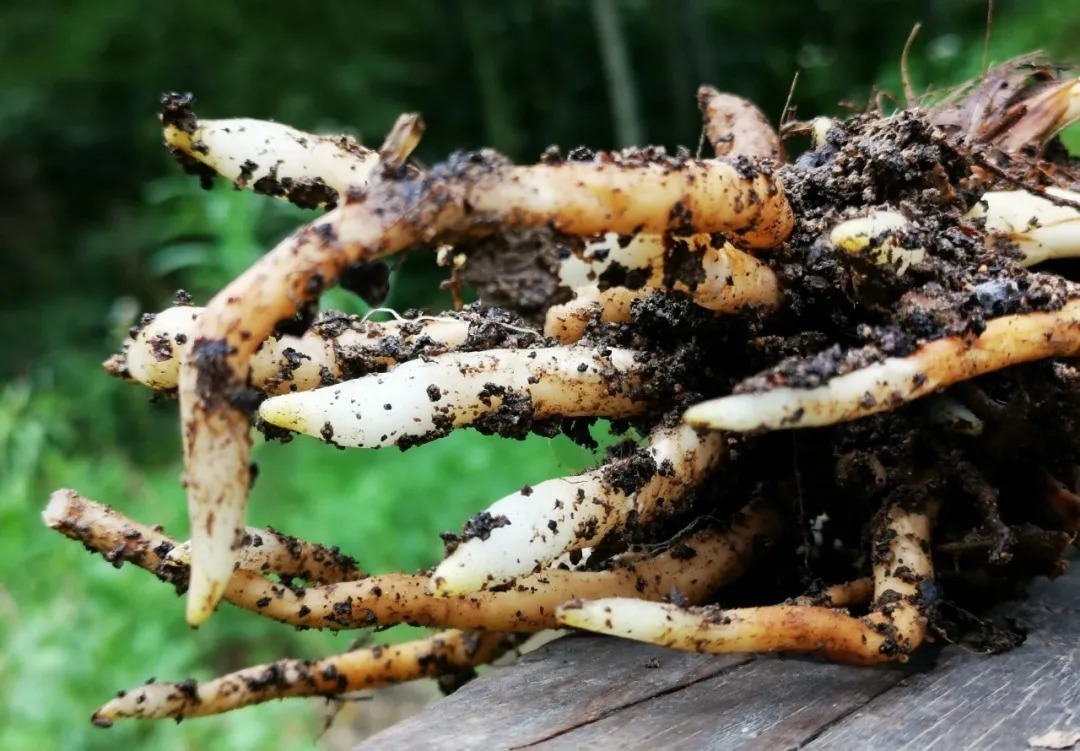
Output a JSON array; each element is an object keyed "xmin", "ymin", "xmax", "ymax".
[
  {"xmin": 258, "ymin": 395, "xmax": 307, "ymax": 434},
  {"xmin": 425, "ymin": 572, "xmax": 475, "ymax": 598},
  {"xmin": 90, "ymin": 711, "xmax": 114, "ymax": 728},
  {"xmin": 683, "ymin": 397, "xmax": 761, "ymax": 431},
  {"xmin": 184, "ymin": 556, "xmax": 233, "ymax": 626}
]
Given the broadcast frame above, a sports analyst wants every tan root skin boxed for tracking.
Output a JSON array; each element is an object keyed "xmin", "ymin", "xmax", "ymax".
[
  {"xmin": 178, "ymin": 149, "xmax": 794, "ymax": 624},
  {"xmin": 697, "ymin": 85, "xmax": 783, "ymax": 161},
  {"xmin": 686, "ymin": 297, "xmax": 1080, "ymax": 431},
  {"xmin": 557, "ymin": 505, "xmax": 933, "ymax": 664},
  {"xmin": 45, "ymin": 490, "xmax": 774, "ymax": 720}
]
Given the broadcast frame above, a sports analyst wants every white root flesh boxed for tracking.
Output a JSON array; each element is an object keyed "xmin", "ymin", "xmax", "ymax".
[
  {"xmin": 546, "ymin": 234, "xmax": 782, "ymax": 343},
  {"xmin": 177, "ymin": 145, "xmax": 793, "ymax": 624},
  {"xmin": 430, "ymin": 423, "xmax": 724, "ymax": 596},
  {"xmin": 685, "ymin": 297, "xmax": 1080, "ymax": 431},
  {"xmin": 969, "ymin": 187, "xmax": 1080, "ymax": 266},
  {"xmin": 259, "ymin": 346, "xmax": 648, "ymax": 448},
  {"xmin": 107, "ymin": 305, "xmax": 471, "ymax": 394},
  {"xmin": 163, "ymin": 116, "xmax": 379, "ymax": 207},
  {"xmin": 557, "ymin": 505, "xmax": 933, "ymax": 665}
]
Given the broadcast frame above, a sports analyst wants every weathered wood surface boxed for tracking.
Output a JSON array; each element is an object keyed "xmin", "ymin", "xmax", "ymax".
[{"xmin": 357, "ymin": 564, "xmax": 1080, "ymax": 750}]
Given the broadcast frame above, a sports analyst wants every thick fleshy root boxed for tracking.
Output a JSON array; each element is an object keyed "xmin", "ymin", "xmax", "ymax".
[
  {"xmin": 697, "ymin": 85, "xmax": 782, "ymax": 161},
  {"xmin": 546, "ymin": 234, "xmax": 782, "ymax": 343},
  {"xmin": 686, "ymin": 297, "xmax": 1080, "ymax": 431},
  {"xmin": 557, "ymin": 505, "xmax": 933, "ymax": 665},
  {"xmin": 969, "ymin": 187, "xmax": 1080, "ymax": 267},
  {"xmin": 177, "ymin": 150, "xmax": 794, "ymax": 624},
  {"xmin": 258, "ymin": 346, "xmax": 649, "ymax": 448},
  {"xmin": 104, "ymin": 305, "xmax": 473, "ymax": 394},
  {"xmin": 91, "ymin": 629, "xmax": 517, "ymax": 724},
  {"xmin": 161, "ymin": 95, "xmax": 384, "ymax": 209},
  {"xmin": 44, "ymin": 490, "xmax": 776, "ymax": 632},
  {"xmin": 430, "ymin": 423, "xmax": 724, "ymax": 595}
]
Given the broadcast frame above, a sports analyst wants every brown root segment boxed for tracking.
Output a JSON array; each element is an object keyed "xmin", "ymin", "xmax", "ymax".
[
  {"xmin": 557, "ymin": 505, "xmax": 934, "ymax": 665},
  {"xmin": 91, "ymin": 629, "xmax": 517, "ymax": 724},
  {"xmin": 43, "ymin": 490, "xmax": 777, "ymax": 632},
  {"xmin": 697, "ymin": 86, "xmax": 783, "ymax": 162},
  {"xmin": 179, "ymin": 151, "xmax": 795, "ymax": 624}
]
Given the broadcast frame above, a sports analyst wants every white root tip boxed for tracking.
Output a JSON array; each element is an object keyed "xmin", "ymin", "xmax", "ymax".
[
  {"xmin": 259, "ymin": 347, "xmax": 645, "ymax": 448},
  {"xmin": 684, "ymin": 357, "xmax": 925, "ymax": 431},
  {"xmin": 556, "ymin": 597, "xmax": 676, "ymax": 644}
]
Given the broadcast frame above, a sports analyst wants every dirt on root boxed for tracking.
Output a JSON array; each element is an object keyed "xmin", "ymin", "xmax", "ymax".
[{"xmin": 444, "ymin": 66, "xmax": 1080, "ymax": 646}]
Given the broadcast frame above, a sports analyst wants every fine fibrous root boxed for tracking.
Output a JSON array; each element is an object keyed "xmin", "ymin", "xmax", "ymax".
[
  {"xmin": 557, "ymin": 504, "xmax": 934, "ymax": 664},
  {"xmin": 430, "ymin": 423, "xmax": 725, "ymax": 595},
  {"xmin": 258, "ymin": 346, "xmax": 650, "ymax": 448},
  {"xmin": 686, "ymin": 297, "xmax": 1080, "ymax": 431},
  {"xmin": 91, "ymin": 629, "xmax": 518, "ymax": 724},
  {"xmin": 179, "ymin": 144, "xmax": 794, "ymax": 625},
  {"xmin": 46, "ymin": 490, "xmax": 777, "ymax": 633}
]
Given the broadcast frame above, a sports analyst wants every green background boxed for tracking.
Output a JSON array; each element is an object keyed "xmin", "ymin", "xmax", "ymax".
[{"xmin": 1, "ymin": 1, "xmax": 1076, "ymax": 748}]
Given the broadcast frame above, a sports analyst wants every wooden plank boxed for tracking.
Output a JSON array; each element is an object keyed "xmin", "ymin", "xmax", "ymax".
[
  {"xmin": 529, "ymin": 655, "xmax": 906, "ymax": 750},
  {"xmin": 354, "ymin": 635, "xmax": 751, "ymax": 750},
  {"xmin": 804, "ymin": 570, "xmax": 1080, "ymax": 751},
  {"xmin": 356, "ymin": 563, "xmax": 1080, "ymax": 750}
]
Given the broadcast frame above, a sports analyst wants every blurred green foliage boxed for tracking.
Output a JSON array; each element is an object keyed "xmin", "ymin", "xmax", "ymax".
[{"xmin": 1, "ymin": 1, "xmax": 1076, "ymax": 748}]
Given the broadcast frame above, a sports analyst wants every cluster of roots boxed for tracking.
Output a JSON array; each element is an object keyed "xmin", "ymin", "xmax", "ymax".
[{"xmin": 45, "ymin": 56, "xmax": 1080, "ymax": 726}]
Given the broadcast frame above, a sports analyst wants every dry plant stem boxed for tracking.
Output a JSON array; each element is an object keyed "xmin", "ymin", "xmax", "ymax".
[
  {"xmin": 92, "ymin": 629, "xmax": 515, "ymax": 724},
  {"xmin": 107, "ymin": 305, "xmax": 471, "ymax": 394},
  {"xmin": 180, "ymin": 154, "xmax": 794, "ymax": 624},
  {"xmin": 697, "ymin": 86, "xmax": 782, "ymax": 161},
  {"xmin": 43, "ymin": 489, "xmax": 776, "ymax": 631},
  {"xmin": 258, "ymin": 346, "xmax": 649, "ymax": 448},
  {"xmin": 557, "ymin": 505, "xmax": 933, "ymax": 664},
  {"xmin": 430, "ymin": 423, "xmax": 724, "ymax": 595},
  {"xmin": 545, "ymin": 235, "xmax": 782, "ymax": 343},
  {"xmin": 686, "ymin": 297, "xmax": 1080, "ymax": 431}
]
